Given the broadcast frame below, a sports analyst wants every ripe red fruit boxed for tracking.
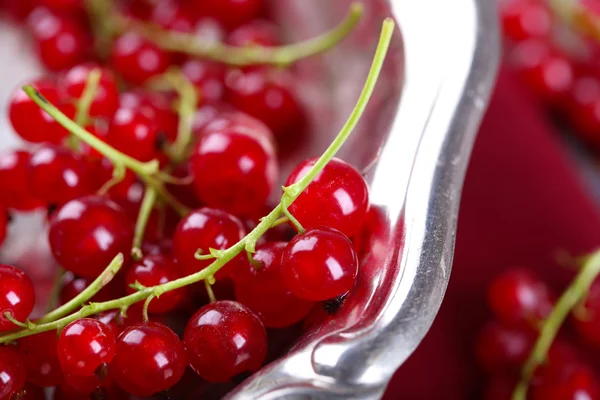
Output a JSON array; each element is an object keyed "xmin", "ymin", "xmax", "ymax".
[
  {"xmin": 227, "ymin": 20, "xmax": 280, "ymax": 47},
  {"xmin": 281, "ymin": 227, "xmax": 359, "ymax": 301},
  {"xmin": 28, "ymin": 145, "xmax": 92, "ymax": 206},
  {"xmin": 39, "ymin": 0, "xmax": 84, "ymax": 12},
  {"xmin": 110, "ymin": 322, "xmax": 187, "ymax": 396},
  {"xmin": 284, "ymin": 157, "xmax": 369, "ymax": 238},
  {"xmin": 59, "ymin": 271, "xmax": 124, "ymax": 306},
  {"xmin": 8, "ymin": 80, "xmax": 68, "ymax": 144},
  {"xmin": 487, "ymin": 268, "xmax": 553, "ymax": 328},
  {"xmin": 48, "ymin": 196, "xmax": 134, "ymax": 278},
  {"xmin": 57, "ymin": 319, "xmax": 116, "ymax": 377},
  {"xmin": 0, "ymin": 208, "xmax": 6, "ymax": 247},
  {"xmin": 172, "ymin": 208, "xmax": 246, "ymax": 278},
  {"xmin": 18, "ymin": 331, "xmax": 63, "ymax": 387},
  {"xmin": 107, "ymin": 107, "xmax": 160, "ymax": 162},
  {"xmin": 0, "ymin": 346, "xmax": 26, "ymax": 399},
  {"xmin": 111, "ymin": 33, "xmax": 172, "ymax": 85},
  {"xmin": 191, "ymin": 0, "xmax": 265, "ymax": 31},
  {"xmin": 0, "ymin": 264, "xmax": 35, "ymax": 331},
  {"xmin": 181, "ymin": 59, "xmax": 226, "ymax": 103},
  {"xmin": 574, "ymin": 279, "xmax": 600, "ymax": 347},
  {"xmin": 58, "ymin": 63, "xmax": 119, "ymax": 119},
  {"xmin": 531, "ymin": 363, "xmax": 600, "ymax": 400},
  {"xmin": 118, "ymin": 90, "xmax": 179, "ymax": 143},
  {"xmin": 225, "ymin": 69, "xmax": 306, "ymax": 141},
  {"xmin": 501, "ymin": 0, "xmax": 551, "ymax": 42},
  {"xmin": 190, "ymin": 112, "xmax": 278, "ymax": 217},
  {"xmin": 474, "ymin": 320, "xmax": 534, "ymax": 373},
  {"xmin": 235, "ymin": 242, "xmax": 314, "ymax": 328},
  {"xmin": 125, "ymin": 255, "xmax": 185, "ymax": 314},
  {"xmin": 183, "ymin": 301, "xmax": 267, "ymax": 382},
  {"xmin": 0, "ymin": 150, "xmax": 43, "ymax": 211},
  {"xmin": 30, "ymin": 11, "xmax": 90, "ymax": 71}
]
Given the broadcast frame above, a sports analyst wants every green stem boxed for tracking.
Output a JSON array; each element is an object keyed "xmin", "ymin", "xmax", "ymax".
[
  {"xmin": 75, "ymin": 68, "xmax": 102, "ymax": 126},
  {"xmin": 547, "ymin": 0, "xmax": 600, "ymax": 42},
  {"xmin": 163, "ymin": 69, "xmax": 199, "ymax": 164},
  {"xmin": 270, "ymin": 216, "xmax": 290, "ymax": 228},
  {"xmin": 36, "ymin": 254, "xmax": 124, "ymax": 324},
  {"xmin": 131, "ymin": 187, "xmax": 158, "ymax": 260},
  {"xmin": 512, "ymin": 249, "xmax": 600, "ymax": 400},
  {"xmin": 205, "ymin": 280, "xmax": 216, "ymax": 303},
  {"xmin": 116, "ymin": 3, "xmax": 364, "ymax": 67},
  {"xmin": 142, "ymin": 296, "xmax": 154, "ymax": 322},
  {"xmin": 0, "ymin": 18, "xmax": 395, "ymax": 344}
]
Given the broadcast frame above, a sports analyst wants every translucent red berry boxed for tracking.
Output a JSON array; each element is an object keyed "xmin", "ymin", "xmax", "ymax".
[
  {"xmin": 192, "ymin": 0, "xmax": 264, "ymax": 30},
  {"xmin": 39, "ymin": 0, "xmax": 83, "ymax": 12},
  {"xmin": 57, "ymin": 318, "xmax": 116, "ymax": 377},
  {"xmin": 0, "ymin": 150, "xmax": 43, "ymax": 211},
  {"xmin": 0, "ymin": 346, "xmax": 26, "ymax": 399},
  {"xmin": 111, "ymin": 33, "xmax": 172, "ymax": 85},
  {"xmin": 172, "ymin": 208, "xmax": 246, "ymax": 278},
  {"xmin": 107, "ymin": 107, "xmax": 160, "ymax": 162},
  {"xmin": 125, "ymin": 255, "xmax": 185, "ymax": 314},
  {"xmin": 190, "ymin": 112, "xmax": 278, "ymax": 217},
  {"xmin": 48, "ymin": 196, "xmax": 134, "ymax": 278},
  {"xmin": 285, "ymin": 157, "xmax": 369, "ymax": 238},
  {"xmin": 181, "ymin": 59, "xmax": 226, "ymax": 103},
  {"xmin": 110, "ymin": 322, "xmax": 187, "ymax": 396},
  {"xmin": 281, "ymin": 227, "xmax": 359, "ymax": 302},
  {"xmin": 18, "ymin": 331, "xmax": 63, "ymax": 387},
  {"xmin": 28, "ymin": 145, "xmax": 92, "ymax": 206},
  {"xmin": 487, "ymin": 268, "xmax": 553, "ymax": 328},
  {"xmin": 8, "ymin": 80, "xmax": 68, "ymax": 144},
  {"xmin": 183, "ymin": 301, "xmax": 267, "ymax": 382},
  {"xmin": 58, "ymin": 63, "xmax": 119, "ymax": 119},
  {"xmin": 235, "ymin": 242, "xmax": 314, "ymax": 328},
  {"xmin": 227, "ymin": 20, "xmax": 280, "ymax": 47},
  {"xmin": 59, "ymin": 272, "xmax": 124, "ymax": 306},
  {"xmin": 30, "ymin": 11, "xmax": 89, "ymax": 71},
  {"xmin": 475, "ymin": 320, "xmax": 534, "ymax": 373},
  {"xmin": 118, "ymin": 90, "xmax": 179, "ymax": 143},
  {"xmin": 531, "ymin": 363, "xmax": 600, "ymax": 400},
  {"xmin": 225, "ymin": 69, "xmax": 305, "ymax": 141},
  {"xmin": 574, "ymin": 279, "xmax": 600, "ymax": 347},
  {"xmin": 501, "ymin": 0, "xmax": 551, "ymax": 42},
  {"xmin": 0, "ymin": 264, "xmax": 35, "ymax": 331}
]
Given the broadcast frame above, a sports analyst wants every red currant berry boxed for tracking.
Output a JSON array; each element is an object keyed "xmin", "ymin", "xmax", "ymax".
[
  {"xmin": 0, "ymin": 208, "xmax": 7, "ymax": 247},
  {"xmin": 474, "ymin": 320, "xmax": 534, "ymax": 373},
  {"xmin": 191, "ymin": 101, "xmax": 232, "ymax": 135},
  {"xmin": 30, "ymin": 11, "xmax": 90, "ymax": 71},
  {"xmin": 531, "ymin": 363, "xmax": 600, "ymax": 400},
  {"xmin": 39, "ymin": 0, "xmax": 83, "ymax": 12},
  {"xmin": 150, "ymin": 0, "xmax": 196, "ymax": 33},
  {"xmin": 0, "ymin": 346, "xmax": 26, "ymax": 399},
  {"xmin": 28, "ymin": 145, "xmax": 92, "ymax": 206},
  {"xmin": 110, "ymin": 322, "xmax": 187, "ymax": 396},
  {"xmin": 94, "ymin": 306, "xmax": 144, "ymax": 338},
  {"xmin": 172, "ymin": 208, "xmax": 246, "ymax": 277},
  {"xmin": 61, "ymin": 371, "xmax": 114, "ymax": 396},
  {"xmin": 227, "ymin": 20, "xmax": 280, "ymax": 47},
  {"xmin": 501, "ymin": 0, "xmax": 551, "ymax": 42},
  {"xmin": 18, "ymin": 331, "xmax": 63, "ymax": 387},
  {"xmin": 192, "ymin": 0, "xmax": 265, "ymax": 31},
  {"xmin": 281, "ymin": 227, "xmax": 359, "ymax": 302},
  {"xmin": 181, "ymin": 59, "xmax": 226, "ymax": 103},
  {"xmin": 284, "ymin": 157, "xmax": 369, "ymax": 238},
  {"xmin": 59, "ymin": 271, "xmax": 124, "ymax": 306},
  {"xmin": 111, "ymin": 33, "xmax": 172, "ymax": 85},
  {"xmin": 487, "ymin": 268, "xmax": 553, "ymax": 327},
  {"xmin": 166, "ymin": 162, "xmax": 203, "ymax": 210},
  {"xmin": 573, "ymin": 279, "xmax": 600, "ymax": 347},
  {"xmin": 58, "ymin": 63, "xmax": 119, "ymax": 119},
  {"xmin": 511, "ymin": 40, "xmax": 574, "ymax": 106},
  {"xmin": 566, "ymin": 75, "xmax": 600, "ymax": 148},
  {"xmin": 183, "ymin": 301, "xmax": 267, "ymax": 382},
  {"xmin": 234, "ymin": 242, "xmax": 314, "ymax": 328},
  {"xmin": 57, "ymin": 319, "xmax": 116, "ymax": 377},
  {"xmin": 483, "ymin": 375, "xmax": 517, "ymax": 400},
  {"xmin": 125, "ymin": 255, "xmax": 185, "ymax": 314},
  {"xmin": 107, "ymin": 107, "xmax": 160, "ymax": 162},
  {"xmin": 8, "ymin": 80, "xmax": 68, "ymax": 144},
  {"xmin": 48, "ymin": 196, "xmax": 134, "ymax": 278},
  {"xmin": 190, "ymin": 112, "xmax": 278, "ymax": 217},
  {"xmin": 0, "ymin": 150, "xmax": 43, "ymax": 211},
  {"xmin": 119, "ymin": 90, "xmax": 179, "ymax": 143},
  {"xmin": 225, "ymin": 69, "xmax": 306, "ymax": 141},
  {"xmin": 0, "ymin": 265, "xmax": 35, "ymax": 331}
]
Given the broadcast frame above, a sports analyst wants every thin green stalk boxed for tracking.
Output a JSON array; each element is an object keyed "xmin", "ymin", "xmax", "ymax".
[
  {"xmin": 131, "ymin": 187, "xmax": 158, "ymax": 260},
  {"xmin": 115, "ymin": 3, "xmax": 364, "ymax": 67},
  {"xmin": 205, "ymin": 280, "xmax": 216, "ymax": 303},
  {"xmin": 513, "ymin": 249, "xmax": 600, "ymax": 400},
  {"xmin": 0, "ymin": 18, "xmax": 395, "ymax": 344},
  {"xmin": 547, "ymin": 0, "xmax": 600, "ymax": 42},
  {"xmin": 37, "ymin": 254, "xmax": 124, "ymax": 324},
  {"xmin": 75, "ymin": 68, "xmax": 102, "ymax": 125}
]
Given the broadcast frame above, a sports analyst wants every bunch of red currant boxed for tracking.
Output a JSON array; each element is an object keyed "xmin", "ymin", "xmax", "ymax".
[
  {"xmin": 0, "ymin": 0, "xmax": 390, "ymax": 399},
  {"xmin": 500, "ymin": 0, "xmax": 600, "ymax": 151},
  {"xmin": 476, "ymin": 262, "xmax": 600, "ymax": 399}
]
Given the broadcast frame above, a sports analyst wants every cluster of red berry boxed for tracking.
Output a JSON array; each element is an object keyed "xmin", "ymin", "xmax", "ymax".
[
  {"xmin": 0, "ymin": 0, "xmax": 381, "ymax": 399},
  {"xmin": 476, "ymin": 266, "xmax": 600, "ymax": 399},
  {"xmin": 500, "ymin": 0, "xmax": 600, "ymax": 150}
]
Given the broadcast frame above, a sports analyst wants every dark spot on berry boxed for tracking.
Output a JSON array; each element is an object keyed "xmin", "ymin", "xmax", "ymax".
[
  {"xmin": 155, "ymin": 131, "xmax": 168, "ymax": 150},
  {"xmin": 94, "ymin": 362, "xmax": 109, "ymax": 381},
  {"xmin": 323, "ymin": 293, "xmax": 348, "ymax": 315},
  {"xmin": 47, "ymin": 204, "xmax": 58, "ymax": 219}
]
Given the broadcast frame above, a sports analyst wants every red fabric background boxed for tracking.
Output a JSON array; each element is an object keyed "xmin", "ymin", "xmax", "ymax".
[{"xmin": 384, "ymin": 67, "xmax": 600, "ymax": 399}]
